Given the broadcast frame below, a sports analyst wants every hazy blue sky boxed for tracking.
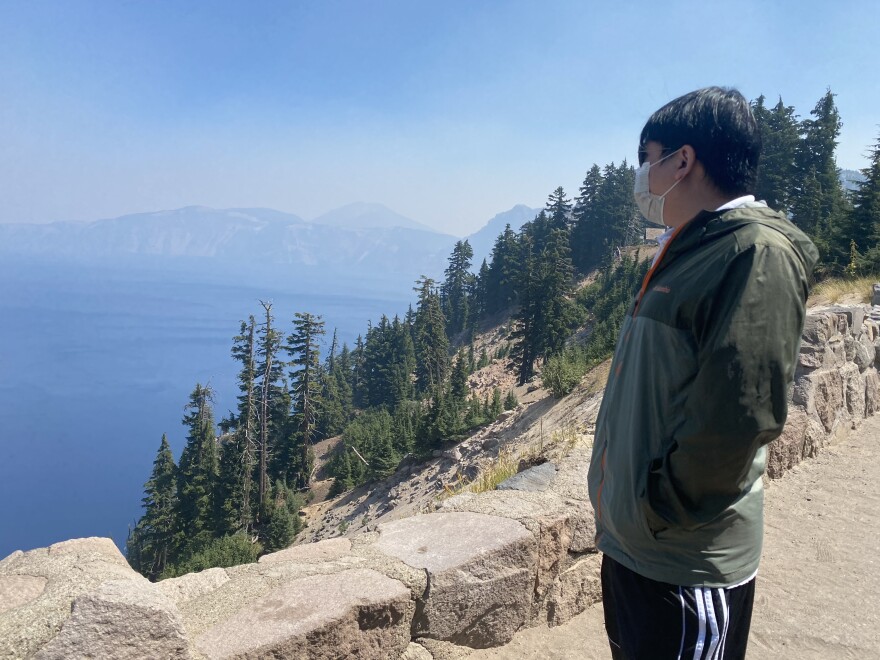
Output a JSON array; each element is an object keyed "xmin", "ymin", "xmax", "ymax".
[{"xmin": 1, "ymin": 0, "xmax": 877, "ymax": 236}]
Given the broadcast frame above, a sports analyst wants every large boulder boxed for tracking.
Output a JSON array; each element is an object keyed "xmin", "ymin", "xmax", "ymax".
[
  {"xmin": 194, "ymin": 568, "xmax": 412, "ymax": 660},
  {"xmin": 34, "ymin": 578, "xmax": 189, "ymax": 659},
  {"xmin": 0, "ymin": 537, "xmax": 148, "ymax": 659},
  {"xmin": 376, "ymin": 512, "xmax": 536, "ymax": 648}
]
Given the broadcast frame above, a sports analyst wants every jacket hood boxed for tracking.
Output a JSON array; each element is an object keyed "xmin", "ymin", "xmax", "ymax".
[{"xmin": 673, "ymin": 204, "xmax": 820, "ymax": 275}]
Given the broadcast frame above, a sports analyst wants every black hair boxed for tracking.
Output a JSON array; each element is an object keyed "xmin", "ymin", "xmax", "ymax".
[{"xmin": 639, "ymin": 87, "xmax": 761, "ymax": 197}]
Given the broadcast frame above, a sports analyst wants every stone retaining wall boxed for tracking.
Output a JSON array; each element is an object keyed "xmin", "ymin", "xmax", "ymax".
[{"xmin": 2, "ymin": 306, "xmax": 878, "ymax": 659}]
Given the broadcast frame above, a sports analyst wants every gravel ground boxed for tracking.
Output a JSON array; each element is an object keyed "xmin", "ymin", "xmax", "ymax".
[{"xmin": 466, "ymin": 414, "xmax": 880, "ymax": 659}]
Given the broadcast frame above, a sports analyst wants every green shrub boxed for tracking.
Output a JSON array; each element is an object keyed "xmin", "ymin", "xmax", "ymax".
[
  {"xmin": 542, "ymin": 348, "xmax": 588, "ymax": 397},
  {"xmin": 161, "ymin": 533, "xmax": 261, "ymax": 579}
]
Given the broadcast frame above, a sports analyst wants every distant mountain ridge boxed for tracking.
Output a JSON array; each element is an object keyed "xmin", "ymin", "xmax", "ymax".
[
  {"xmin": 466, "ymin": 204, "xmax": 541, "ymax": 265},
  {"xmin": 0, "ymin": 203, "xmax": 535, "ymax": 285},
  {"xmin": 311, "ymin": 202, "xmax": 435, "ymax": 232}
]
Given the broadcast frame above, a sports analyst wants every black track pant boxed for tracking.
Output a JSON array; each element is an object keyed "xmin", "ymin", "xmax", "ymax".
[{"xmin": 601, "ymin": 554, "xmax": 755, "ymax": 660}]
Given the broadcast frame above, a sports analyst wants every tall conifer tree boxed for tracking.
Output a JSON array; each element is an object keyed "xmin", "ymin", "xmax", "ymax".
[
  {"xmin": 286, "ymin": 312, "xmax": 325, "ymax": 489},
  {"xmin": 130, "ymin": 434, "xmax": 178, "ymax": 580},
  {"xmin": 176, "ymin": 383, "xmax": 218, "ymax": 549},
  {"xmin": 413, "ymin": 276, "xmax": 449, "ymax": 392}
]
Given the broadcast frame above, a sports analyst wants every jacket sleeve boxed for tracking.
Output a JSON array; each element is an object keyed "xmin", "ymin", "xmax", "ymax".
[{"xmin": 645, "ymin": 242, "xmax": 809, "ymax": 532}]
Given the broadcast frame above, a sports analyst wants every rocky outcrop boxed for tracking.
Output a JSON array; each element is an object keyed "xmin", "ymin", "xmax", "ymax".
[
  {"xmin": 3, "ymin": 305, "xmax": 877, "ymax": 659},
  {"xmin": 0, "ymin": 537, "xmax": 187, "ymax": 659}
]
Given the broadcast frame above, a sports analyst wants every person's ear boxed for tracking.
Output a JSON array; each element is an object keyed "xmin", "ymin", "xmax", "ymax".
[{"xmin": 675, "ymin": 145, "xmax": 697, "ymax": 181}]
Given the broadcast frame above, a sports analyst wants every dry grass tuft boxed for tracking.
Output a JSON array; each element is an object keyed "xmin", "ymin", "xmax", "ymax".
[
  {"xmin": 467, "ymin": 450, "xmax": 521, "ymax": 494},
  {"xmin": 809, "ymin": 276, "xmax": 878, "ymax": 307}
]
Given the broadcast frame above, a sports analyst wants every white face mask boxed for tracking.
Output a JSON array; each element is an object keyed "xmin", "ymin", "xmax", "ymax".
[{"xmin": 633, "ymin": 148, "xmax": 682, "ymax": 226}]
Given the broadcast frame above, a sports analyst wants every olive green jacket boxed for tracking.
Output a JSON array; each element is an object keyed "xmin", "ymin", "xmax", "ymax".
[{"xmin": 587, "ymin": 203, "xmax": 818, "ymax": 587}]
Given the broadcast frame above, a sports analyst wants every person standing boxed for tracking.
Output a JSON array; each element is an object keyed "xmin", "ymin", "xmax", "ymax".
[{"xmin": 587, "ymin": 87, "xmax": 818, "ymax": 659}]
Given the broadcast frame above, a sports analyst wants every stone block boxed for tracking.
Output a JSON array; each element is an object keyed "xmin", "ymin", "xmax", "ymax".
[
  {"xmin": 801, "ymin": 313, "xmax": 837, "ymax": 348},
  {"xmin": 845, "ymin": 335, "xmax": 875, "ymax": 372},
  {"xmin": 767, "ymin": 409, "xmax": 808, "ymax": 479},
  {"xmin": 829, "ymin": 306, "xmax": 865, "ymax": 336},
  {"xmin": 801, "ymin": 416, "xmax": 829, "ymax": 459},
  {"xmin": 843, "ymin": 363, "xmax": 867, "ymax": 420},
  {"xmin": 376, "ymin": 512, "xmax": 536, "ymax": 648},
  {"xmin": 532, "ymin": 515, "xmax": 572, "ymax": 606},
  {"xmin": 34, "ymin": 578, "xmax": 189, "ymax": 659},
  {"xmin": 793, "ymin": 369, "xmax": 844, "ymax": 433},
  {"xmin": 860, "ymin": 335, "xmax": 877, "ymax": 370},
  {"xmin": 542, "ymin": 555, "xmax": 602, "ymax": 627},
  {"xmin": 194, "ymin": 568, "xmax": 412, "ymax": 660},
  {"xmin": 798, "ymin": 335, "xmax": 846, "ymax": 372},
  {"xmin": 158, "ymin": 567, "xmax": 229, "ymax": 606},
  {"xmin": 865, "ymin": 370, "xmax": 880, "ymax": 416},
  {"xmin": 497, "ymin": 462, "xmax": 558, "ymax": 492},
  {"xmin": 258, "ymin": 537, "xmax": 352, "ymax": 565},
  {"xmin": 872, "ymin": 283, "xmax": 880, "ymax": 307}
]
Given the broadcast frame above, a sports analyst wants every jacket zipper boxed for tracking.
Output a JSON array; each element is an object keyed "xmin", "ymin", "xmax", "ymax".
[{"xmin": 632, "ymin": 223, "xmax": 687, "ymax": 317}]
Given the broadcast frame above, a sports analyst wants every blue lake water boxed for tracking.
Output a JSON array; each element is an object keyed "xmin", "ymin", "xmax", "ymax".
[{"xmin": 0, "ymin": 257, "xmax": 412, "ymax": 557}]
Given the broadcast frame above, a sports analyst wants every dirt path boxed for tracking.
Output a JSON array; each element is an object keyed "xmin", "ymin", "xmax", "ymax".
[{"xmin": 469, "ymin": 415, "xmax": 880, "ymax": 659}]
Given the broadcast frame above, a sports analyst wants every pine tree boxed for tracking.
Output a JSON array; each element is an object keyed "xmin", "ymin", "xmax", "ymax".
[
  {"xmin": 538, "ymin": 227, "xmax": 576, "ymax": 357},
  {"xmin": 390, "ymin": 315, "xmax": 417, "ymax": 406},
  {"xmin": 601, "ymin": 162, "xmax": 640, "ymax": 249},
  {"xmin": 473, "ymin": 258, "xmax": 490, "ymax": 321},
  {"xmin": 220, "ymin": 316, "xmax": 258, "ymax": 533},
  {"xmin": 489, "ymin": 387, "xmax": 504, "ymax": 419},
  {"xmin": 264, "ymin": 481, "xmax": 296, "ymax": 552},
  {"xmin": 510, "ymin": 233, "xmax": 539, "ymax": 384},
  {"xmin": 256, "ymin": 301, "xmax": 284, "ymax": 518},
  {"xmin": 485, "ymin": 224, "xmax": 521, "ymax": 315},
  {"xmin": 130, "ymin": 434, "xmax": 178, "ymax": 580},
  {"xmin": 512, "ymin": 222, "xmax": 575, "ymax": 383},
  {"xmin": 450, "ymin": 350, "xmax": 469, "ymax": 402},
  {"xmin": 441, "ymin": 240, "xmax": 475, "ymax": 338},
  {"xmin": 176, "ymin": 383, "xmax": 218, "ymax": 552},
  {"xmin": 752, "ymin": 95, "xmax": 800, "ymax": 214},
  {"xmin": 545, "ymin": 186, "xmax": 573, "ymax": 233},
  {"xmin": 286, "ymin": 312, "xmax": 325, "ymax": 489},
  {"xmin": 362, "ymin": 317, "xmax": 387, "ymax": 408},
  {"xmin": 413, "ymin": 276, "xmax": 449, "ymax": 392},
  {"xmin": 852, "ymin": 134, "xmax": 880, "ymax": 271},
  {"xmin": 351, "ymin": 334, "xmax": 367, "ymax": 408},
  {"xmin": 793, "ymin": 90, "xmax": 850, "ymax": 270},
  {"xmin": 328, "ymin": 448, "xmax": 354, "ymax": 496},
  {"xmin": 571, "ymin": 164, "xmax": 605, "ymax": 273}
]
